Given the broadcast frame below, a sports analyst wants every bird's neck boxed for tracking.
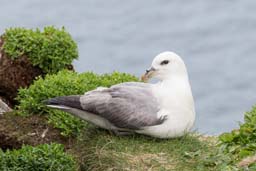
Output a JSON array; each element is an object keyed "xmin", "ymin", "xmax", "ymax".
[
  {"xmin": 158, "ymin": 74, "xmax": 190, "ymax": 90},
  {"xmin": 153, "ymin": 75, "xmax": 194, "ymax": 111}
]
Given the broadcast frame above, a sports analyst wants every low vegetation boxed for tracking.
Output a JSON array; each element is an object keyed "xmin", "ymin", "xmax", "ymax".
[
  {"xmin": 0, "ymin": 143, "xmax": 77, "ymax": 171},
  {"xmin": 218, "ymin": 106, "xmax": 256, "ymax": 169},
  {"xmin": 2, "ymin": 26, "xmax": 78, "ymax": 73}
]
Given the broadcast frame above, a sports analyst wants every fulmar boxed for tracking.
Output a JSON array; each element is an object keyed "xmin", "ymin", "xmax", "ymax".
[{"xmin": 44, "ymin": 52, "xmax": 195, "ymax": 138}]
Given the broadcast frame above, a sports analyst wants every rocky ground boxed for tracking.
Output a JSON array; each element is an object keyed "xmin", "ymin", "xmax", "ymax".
[{"xmin": 0, "ymin": 98, "xmax": 12, "ymax": 115}]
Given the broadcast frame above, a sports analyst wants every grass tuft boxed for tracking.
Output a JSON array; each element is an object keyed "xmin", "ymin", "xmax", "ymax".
[{"xmin": 70, "ymin": 128, "xmax": 218, "ymax": 171}]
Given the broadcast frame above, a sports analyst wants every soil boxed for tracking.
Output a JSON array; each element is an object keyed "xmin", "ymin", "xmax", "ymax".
[
  {"xmin": 0, "ymin": 37, "xmax": 43, "ymax": 106},
  {"xmin": 0, "ymin": 113, "xmax": 75, "ymax": 151}
]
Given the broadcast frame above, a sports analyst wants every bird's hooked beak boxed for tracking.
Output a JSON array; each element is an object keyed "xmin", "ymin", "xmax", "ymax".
[{"xmin": 141, "ymin": 67, "xmax": 156, "ymax": 82}]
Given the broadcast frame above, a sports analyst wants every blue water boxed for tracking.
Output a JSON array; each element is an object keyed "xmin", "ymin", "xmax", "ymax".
[{"xmin": 1, "ymin": 0, "xmax": 256, "ymax": 134}]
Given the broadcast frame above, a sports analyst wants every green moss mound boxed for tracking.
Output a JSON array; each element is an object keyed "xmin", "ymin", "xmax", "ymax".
[
  {"xmin": 3, "ymin": 26, "xmax": 78, "ymax": 73},
  {"xmin": 0, "ymin": 143, "xmax": 76, "ymax": 171},
  {"xmin": 16, "ymin": 70, "xmax": 139, "ymax": 136}
]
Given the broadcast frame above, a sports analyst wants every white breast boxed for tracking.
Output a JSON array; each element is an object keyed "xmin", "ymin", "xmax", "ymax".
[{"xmin": 136, "ymin": 77, "xmax": 195, "ymax": 138}]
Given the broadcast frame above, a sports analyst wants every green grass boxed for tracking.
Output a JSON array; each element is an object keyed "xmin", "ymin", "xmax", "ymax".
[{"xmin": 69, "ymin": 127, "xmax": 219, "ymax": 171}]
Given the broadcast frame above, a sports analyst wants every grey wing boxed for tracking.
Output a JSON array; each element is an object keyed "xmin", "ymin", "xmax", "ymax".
[{"xmin": 80, "ymin": 83, "xmax": 165, "ymax": 129}]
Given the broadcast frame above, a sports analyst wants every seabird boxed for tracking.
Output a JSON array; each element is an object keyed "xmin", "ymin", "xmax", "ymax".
[{"xmin": 44, "ymin": 52, "xmax": 195, "ymax": 138}]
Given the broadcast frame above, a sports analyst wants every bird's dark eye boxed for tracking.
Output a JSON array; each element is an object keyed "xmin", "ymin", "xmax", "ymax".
[{"xmin": 160, "ymin": 60, "xmax": 169, "ymax": 65}]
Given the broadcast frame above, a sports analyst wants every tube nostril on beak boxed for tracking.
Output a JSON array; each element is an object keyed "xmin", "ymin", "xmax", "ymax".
[
  {"xmin": 142, "ymin": 67, "xmax": 156, "ymax": 82},
  {"xmin": 146, "ymin": 67, "xmax": 156, "ymax": 73}
]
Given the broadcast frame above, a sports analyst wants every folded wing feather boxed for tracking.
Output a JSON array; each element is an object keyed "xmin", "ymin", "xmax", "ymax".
[{"xmin": 45, "ymin": 82, "xmax": 165, "ymax": 130}]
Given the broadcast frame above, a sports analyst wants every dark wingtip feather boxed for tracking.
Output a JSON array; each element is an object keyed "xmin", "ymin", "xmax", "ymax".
[
  {"xmin": 42, "ymin": 98, "xmax": 60, "ymax": 105},
  {"xmin": 42, "ymin": 99, "xmax": 48, "ymax": 105},
  {"xmin": 42, "ymin": 95, "xmax": 83, "ymax": 110}
]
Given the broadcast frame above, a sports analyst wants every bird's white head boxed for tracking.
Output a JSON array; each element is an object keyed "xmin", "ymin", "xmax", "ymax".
[{"xmin": 142, "ymin": 51, "xmax": 188, "ymax": 81}]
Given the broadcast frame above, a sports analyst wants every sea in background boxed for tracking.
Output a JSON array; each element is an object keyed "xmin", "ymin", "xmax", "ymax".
[{"xmin": 1, "ymin": 0, "xmax": 256, "ymax": 134}]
